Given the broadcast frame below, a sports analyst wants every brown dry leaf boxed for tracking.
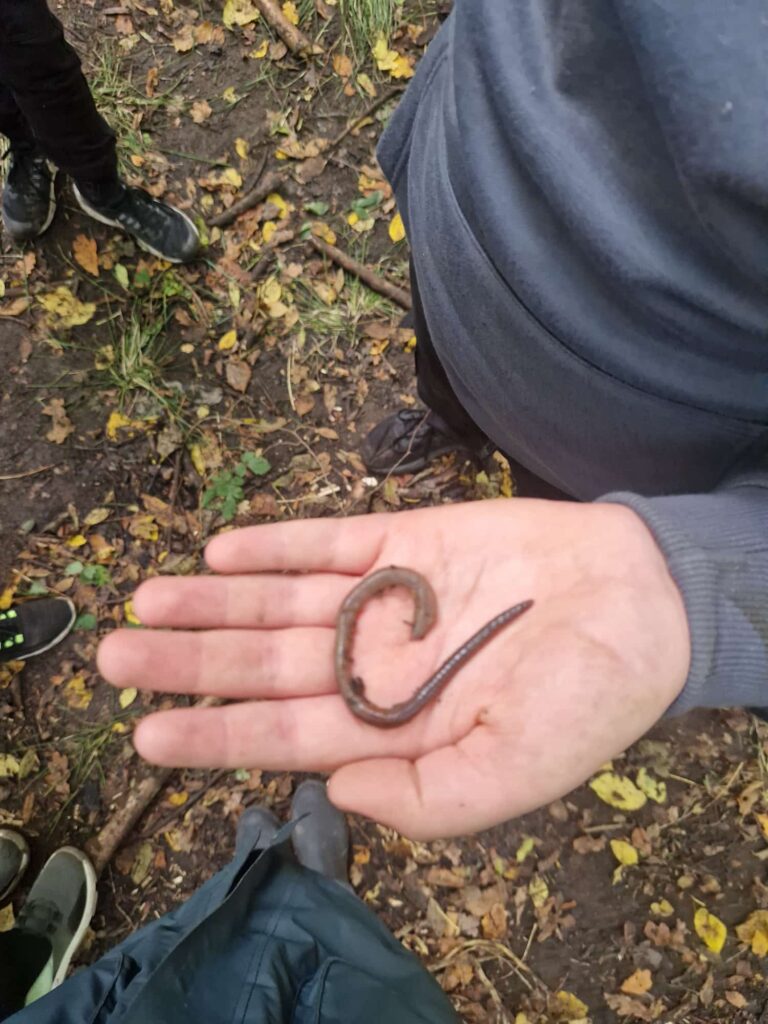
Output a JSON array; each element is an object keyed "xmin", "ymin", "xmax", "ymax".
[
  {"xmin": 190, "ymin": 99, "xmax": 213, "ymax": 124},
  {"xmin": 115, "ymin": 14, "xmax": 134, "ymax": 34},
  {"xmin": 426, "ymin": 867, "xmax": 466, "ymax": 889},
  {"xmin": 42, "ymin": 398, "xmax": 74, "ymax": 444},
  {"xmin": 481, "ymin": 902, "xmax": 508, "ymax": 940},
  {"xmin": 333, "ymin": 53, "xmax": 352, "ymax": 78},
  {"xmin": 441, "ymin": 958, "xmax": 473, "ymax": 993},
  {"xmin": 145, "ymin": 66, "xmax": 159, "ymax": 97},
  {"xmin": 573, "ymin": 834, "xmax": 607, "ymax": 854},
  {"xmin": 226, "ymin": 360, "xmax": 252, "ymax": 393},
  {"xmin": 128, "ymin": 514, "xmax": 159, "ymax": 542},
  {"xmin": 195, "ymin": 21, "xmax": 225, "ymax": 45},
  {"xmin": 72, "ymin": 234, "xmax": 99, "ymax": 276},
  {"xmin": 620, "ymin": 969, "xmax": 652, "ymax": 996},
  {"xmin": 725, "ymin": 991, "xmax": 747, "ymax": 1008},
  {"xmin": 0, "ymin": 297, "xmax": 30, "ymax": 317},
  {"xmin": 171, "ymin": 24, "xmax": 196, "ymax": 52},
  {"xmin": 604, "ymin": 993, "xmax": 664, "ymax": 1021}
]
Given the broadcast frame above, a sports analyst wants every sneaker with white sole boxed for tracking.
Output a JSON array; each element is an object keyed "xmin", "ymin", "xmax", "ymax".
[
  {"xmin": 74, "ymin": 182, "xmax": 200, "ymax": 264},
  {"xmin": 0, "ymin": 829, "xmax": 30, "ymax": 904},
  {"xmin": 1, "ymin": 146, "xmax": 57, "ymax": 241},
  {"xmin": 0, "ymin": 598, "xmax": 76, "ymax": 664}
]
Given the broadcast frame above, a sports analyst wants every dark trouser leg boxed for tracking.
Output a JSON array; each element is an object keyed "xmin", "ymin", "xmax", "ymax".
[
  {"xmin": 0, "ymin": 0, "xmax": 118, "ymax": 186},
  {"xmin": 411, "ymin": 261, "xmax": 490, "ymax": 450},
  {"xmin": 410, "ymin": 261, "xmax": 571, "ymax": 500},
  {"xmin": 0, "ymin": 85, "xmax": 35, "ymax": 150}
]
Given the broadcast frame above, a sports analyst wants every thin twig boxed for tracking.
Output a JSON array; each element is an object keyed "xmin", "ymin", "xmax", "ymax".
[
  {"xmin": 310, "ymin": 235, "xmax": 411, "ymax": 309},
  {"xmin": 208, "ymin": 168, "xmax": 284, "ymax": 228},
  {"xmin": 329, "ymin": 86, "xmax": 405, "ymax": 150},
  {"xmin": 0, "ymin": 464, "xmax": 56, "ymax": 481}
]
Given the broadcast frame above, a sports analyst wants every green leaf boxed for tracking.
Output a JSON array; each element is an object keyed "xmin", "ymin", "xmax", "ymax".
[
  {"xmin": 25, "ymin": 581, "xmax": 48, "ymax": 596},
  {"xmin": 80, "ymin": 564, "xmax": 111, "ymax": 587},
  {"xmin": 114, "ymin": 264, "xmax": 129, "ymax": 289},
  {"xmin": 304, "ymin": 201, "xmax": 329, "ymax": 216},
  {"xmin": 241, "ymin": 452, "xmax": 271, "ymax": 475},
  {"xmin": 74, "ymin": 612, "xmax": 98, "ymax": 631},
  {"xmin": 65, "ymin": 560, "xmax": 84, "ymax": 576}
]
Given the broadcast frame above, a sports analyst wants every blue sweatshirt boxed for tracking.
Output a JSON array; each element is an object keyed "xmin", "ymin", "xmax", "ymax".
[{"xmin": 378, "ymin": 0, "xmax": 768, "ymax": 712}]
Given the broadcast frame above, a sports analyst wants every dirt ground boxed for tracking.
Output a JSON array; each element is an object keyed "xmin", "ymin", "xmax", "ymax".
[{"xmin": 1, "ymin": 3, "xmax": 768, "ymax": 1022}]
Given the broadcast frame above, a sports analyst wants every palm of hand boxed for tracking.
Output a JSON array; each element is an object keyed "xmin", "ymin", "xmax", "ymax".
[{"xmin": 97, "ymin": 500, "xmax": 689, "ymax": 838}]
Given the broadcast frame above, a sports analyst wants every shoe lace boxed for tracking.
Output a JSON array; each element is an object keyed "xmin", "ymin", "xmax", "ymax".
[
  {"xmin": 17, "ymin": 898, "xmax": 61, "ymax": 939},
  {"xmin": 0, "ymin": 609, "xmax": 24, "ymax": 652},
  {"xmin": 118, "ymin": 189, "xmax": 172, "ymax": 236}
]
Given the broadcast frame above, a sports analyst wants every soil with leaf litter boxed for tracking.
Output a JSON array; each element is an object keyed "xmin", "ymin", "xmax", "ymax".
[{"xmin": 2, "ymin": 3, "xmax": 768, "ymax": 1022}]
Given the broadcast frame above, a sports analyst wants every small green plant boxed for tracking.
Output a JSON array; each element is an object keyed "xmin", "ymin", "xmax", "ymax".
[
  {"xmin": 202, "ymin": 453, "xmax": 271, "ymax": 521},
  {"xmin": 65, "ymin": 562, "xmax": 113, "ymax": 587}
]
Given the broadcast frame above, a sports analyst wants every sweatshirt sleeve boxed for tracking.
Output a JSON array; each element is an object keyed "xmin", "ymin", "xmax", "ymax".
[{"xmin": 597, "ymin": 455, "xmax": 768, "ymax": 715}]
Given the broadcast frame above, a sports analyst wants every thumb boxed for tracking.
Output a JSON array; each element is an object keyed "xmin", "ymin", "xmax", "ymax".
[{"xmin": 328, "ymin": 744, "xmax": 502, "ymax": 840}]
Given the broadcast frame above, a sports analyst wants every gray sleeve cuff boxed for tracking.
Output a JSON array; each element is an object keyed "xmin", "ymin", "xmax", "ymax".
[{"xmin": 597, "ymin": 482, "xmax": 768, "ymax": 715}]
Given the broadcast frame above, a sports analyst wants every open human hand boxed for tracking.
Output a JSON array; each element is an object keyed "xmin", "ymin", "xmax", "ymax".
[{"xmin": 97, "ymin": 499, "xmax": 690, "ymax": 839}]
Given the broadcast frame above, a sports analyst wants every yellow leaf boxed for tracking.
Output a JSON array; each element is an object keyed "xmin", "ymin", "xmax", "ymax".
[
  {"xmin": 0, "ymin": 905, "xmax": 15, "ymax": 933},
  {"xmin": 589, "ymin": 772, "xmax": 647, "ymax": 811},
  {"xmin": 610, "ymin": 839, "xmax": 639, "ymax": 867},
  {"xmin": 0, "ymin": 754, "xmax": 20, "ymax": 778},
  {"xmin": 636, "ymin": 767, "xmax": 667, "ymax": 804},
  {"xmin": 83, "ymin": 507, "xmax": 110, "ymax": 527},
  {"xmin": 105, "ymin": 411, "xmax": 144, "ymax": 442},
  {"xmin": 650, "ymin": 898, "xmax": 674, "ymax": 918},
  {"xmin": 223, "ymin": 0, "xmax": 260, "ymax": 29},
  {"xmin": 218, "ymin": 329, "xmax": 238, "ymax": 351},
  {"xmin": 371, "ymin": 34, "xmax": 414, "ymax": 79},
  {"xmin": 528, "ymin": 875, "xmax": 549, "ymax": 909},
  {"xmin": 124, "ymin": 600, "xmax": 140, "ymax": 626},
  {"xmin": 249, "ymin": 39, "xmax": 269, "ymax": 58},
  {"xmin": 38, "ymin": 286, "xmax": 96, "ymax": 328},
  {"xmin": 694, "ymin": 907, "xmax": 727, "ymax": 954},
  {"xmin": 388, "ymin": 211, "xmax": 405, "ymax": 243},
  {"xmin": 266, "ymin": 192, "xmax": 289, "ymax": 217},
  {"xmin": 0, "ymin": 587, "xmax": 14, "ymax": 611},
  {"xmin": 756, "ymin": 813, "xmax": 768, "ymax": 842},
  {"xmin": 235, "ymin": 137, "xmax": 250, "ymax": 159},
  {"xmin": 356, "ymin": 72, "xmax": 377, "ymax": 98},
  {"xmin": 164, "ymin": 829, "xmax": 183, "ymax": 852},
  {"xmin": 311, "ymin": 221, "xmax": 336, "ymax": 245},
  {"xmin": 112, "ymin": 722, "xmax": 127, "ymax": 734},
  {"xmin": 67, "ymin": 534, "xmax": 88, "ymax": 549},
  {"xmin": 119, "ymin": 687, "xmax": 138, "ymax": 709},
  {"xmin": 72, "ymin": 234, "xmax": 99, "ymax": 276},
  {"xmin": 64, "ymin": 674, "xmax": 93, "ymax": 711},
  {"xmin": 189, "ymin": 443, "xmax": 206, "ymax": 476},
  {"xmin": 516, "ymin": 836, "xmax": 536, "ymax": 863},
  {"xmin": 259, "ymin": 277, "xmax": 282, "ymax": 306},
  {"xmin": 736, "ymin": 910, "xmax": 768, "ymax": 956},
  {"xmin": 262, "ymin": 221, "xmax": 277, "ymax": 243},
  {"xmin": 550, "ymin": 990, "xmax": 589, "ymax": 1020},
  {"xmin": 347, "ymin": 211, "xmax": 359, "ymax": 226},
  {"xmin": 621, "ymin": 968, "xmax": 652, "ymax": 995},
  {"xmin": 129, "ymin": 514, "xmax": 159, "ymax": 542},
  {"xmin": 222, "ymin": 86, "xmax": 241, "ymax": 104},
  {"xmin": 168, "ymin": 791, "xmax": 188, "ymax": 807},
  {"xmin": 282, "ymin": 1, "xmax": 299, "ymax": 25}
]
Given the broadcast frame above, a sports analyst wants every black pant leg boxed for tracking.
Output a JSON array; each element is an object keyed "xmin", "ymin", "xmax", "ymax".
[
  {"xmin": 0, "ymin": 84, "xmax": 34, "ymax": 148},
  {"xmin": 0, "ymin": 0, "xmax": 118, "ymax": 184}
]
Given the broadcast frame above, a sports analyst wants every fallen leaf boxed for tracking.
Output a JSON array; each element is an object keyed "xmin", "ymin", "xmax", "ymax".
[
  {"xmin": 516, "ymin": 836, "xmax": 536, "ymax": 863},
  {"xmin": 282, "ymin": 1, "xmax": 299, "ymax": 25},
  {"xmin": 0, "ymin": 754, "xmax": 20, "ymax": 778},
  {"xmin": 38, "ymin": 286, "xmax": 95, "ymax": 328},
  {"xmin": 549, "ymin": 990, "xmax": 589, "ymax": 1020},
  {"xmin": 225, "ymin": 360, "xmax": 252, "ymax": 393},
  {"xmin": 755, "ymin": 813, "xmax": 768, "ymax": 842},
  {"xmin": 72, "ymin": 234, "xmax": 99, "ymax": 275},
  {"xmin": 636, "ymin": 767, "xmax": 667, "ymax": 804},
  {"xmin": 388, "ymin": 211, "xmax": 405, "ymax": 242},
  {"xmin": 131, "ymin": 842, "xmax": 153, "ymax": 885},
  {"xmin": 0, "ymin": 297, "xmax": 30, "ymax": 317},
  {"xmin": 67, "ymin": 534, "xmax": 87, "ymax": 549},
  {"xmin": 42, "ymin": 398, "xmax": 74, "ymax": 444},
  {"xmin": 610, "ymin": 839, "xmax": 639, "ymax": 867},
  {"xmin": 621, "ymin": 969, "xmax": 652, "ymax": 995},
  {"xmin": 168, "ymin": 791, "xmax": 189, "ymax": 807},
  {"xmin": 218, "ymin": 329, "xmax": 238, "ymax": 351},
  {"xmin": 311, "ymin": 221, "xmax": 336, "ymax": 245},
  {"xmin": 736, "ymin": 910, "xmax": 768, "ymax": 956},
  {"xmin": 356, "ymin": 72, "xmax": 377, "ymax": 98},
  {"xmin": 172, "ymin": 24, "xmax": 196, "ymax": 52},
  {"xmin": 528, "ymin": 875, "xmax": 549, "ymax": 909},
  {"xmin": 105, "ymin": 411, "xmax": 145, "ymax": 442},
  {"xmin": 119, "ymin": 687, "xmax": 138, "ymax": 709},
  {"xmin": 590, "ymin": 772, "xmax": 647, "ymax": 811},
  {"xmin": 64, "ymin": 674, "xmax": 93, "ymax": 710},
  {"xmin": 0, "ymin": 906, "xmax": 15, "ymax": 932},
  {"xmin": 372, "ymin": 34, "xmax": 414, "ymax": 79},
  {"xmin": 235, "ymin": 137, "xmax": 250, "ymax": 159},
  {"xmin": 725, "ymin": 991, "xmax": 747, "ymax": 1009},
  {"xmin": 84, "ymin": 507, "xmax": 110, "ymax": 527},
  {"xmin": 694, "ymin": 907, "xmax": 727, "ymax": 954},
  {"xmin": 333, "ymin": 53, "xmax": 352, "ymax": 78},
  {"xmin": 145, "ymin": 66, "xmax": 159, "ymax": 98},
  {"xmin": 250, "ymin": 39, "xmax": 269, "ymax": 58},
  {"xmin": 650, "ymin": 898, "xmax": 674, "ymax": 918},
  {"xmin": 223, "ymin": 0, "xmax": 260, "ymax": 28},
  {"xmin": 190, "ymin": 99, "xmax": 213, "ymax": 124}
]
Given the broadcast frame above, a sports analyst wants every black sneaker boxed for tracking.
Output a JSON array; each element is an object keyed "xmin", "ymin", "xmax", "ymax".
[
  {"xmin": 1, "ymin": 147, "xmax": 57, "ymax": 241},
  {"xmin": 0, "ymin": 598, "xmax": 76, "ymax": 664},
  {"xmin": 0, "ymin": 829, "xmax": 30, "ymax": 904},
  {"xmin": 73, "ymin": 183, "xmax": 200, "ymax": 264},
  {"xmin": 361, "ymin": 408, "xmax": 482, "ymax": 475}
]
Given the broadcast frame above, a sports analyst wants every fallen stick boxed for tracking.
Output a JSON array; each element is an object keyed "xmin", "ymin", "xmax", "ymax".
[
  {"xmin": 310, "ymin": 235, "xmax": 412, "ymax": 309},
  {"xmin": 254, "ymin": 0, "xmax": 320, "ymax": 55},
  {"xmin": 208, "ymin": 168, "xmax": 285, "ymax": 228},
  {"xmin": 329, "ymin": 86, "xmax": 405, "ymax": 150},
  {"xmin": 86, "ymin": 696, "xmax": 220, "ymax": 874}
]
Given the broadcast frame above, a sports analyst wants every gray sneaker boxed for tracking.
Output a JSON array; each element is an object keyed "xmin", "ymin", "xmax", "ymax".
[
  {"xmin": 15, "ymin": 847, "xmax": 97, "ymax": 997},
  {"xmin": 290, "ymin": 780, "xmax": 350, "ymax": 887},
  {"xmin": 0, "ymin": 829, "xmax": 30, "ymax": 904}
]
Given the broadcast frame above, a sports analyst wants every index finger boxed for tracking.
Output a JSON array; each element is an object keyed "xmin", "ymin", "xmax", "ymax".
[{"xmin": 205, "ymin": 513, "xmax": 387, "ymax": 575}]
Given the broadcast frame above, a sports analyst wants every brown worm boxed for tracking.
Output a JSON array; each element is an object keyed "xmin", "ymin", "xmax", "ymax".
[{"xmin": 335, "ymin": 566, "xmax": 534, "ymax": 727}]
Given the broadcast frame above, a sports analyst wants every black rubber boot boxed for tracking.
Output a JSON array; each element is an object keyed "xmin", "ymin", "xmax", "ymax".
[
  {"xmin": 290, "ymin": 780, "xmax": 350, "ymax": 888},
  {"xmin": 235, "ymin": 806, "xmax": 281, "ymax": 856}
]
